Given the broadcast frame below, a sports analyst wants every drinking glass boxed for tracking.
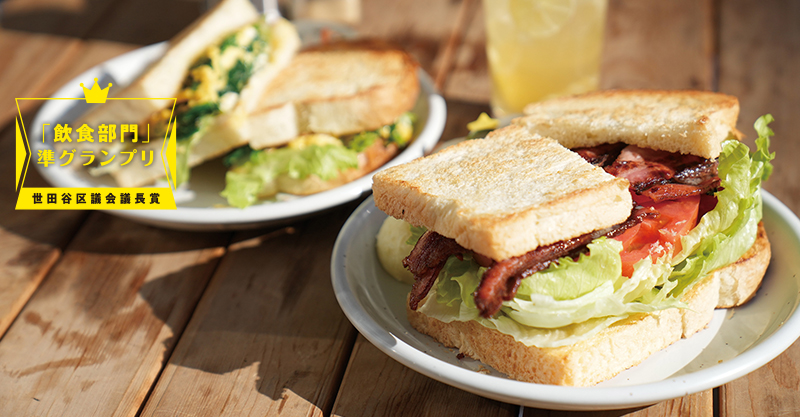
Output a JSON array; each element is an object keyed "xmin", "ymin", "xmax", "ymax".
[{"xmin": 483, "ymin": 0, "xmax": 608, "ymax": 116}]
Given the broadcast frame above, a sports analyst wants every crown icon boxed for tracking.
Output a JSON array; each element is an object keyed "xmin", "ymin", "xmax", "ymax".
[{"xmin": 80, "ymin": 78, "xmax": 112, "ymax": 103}]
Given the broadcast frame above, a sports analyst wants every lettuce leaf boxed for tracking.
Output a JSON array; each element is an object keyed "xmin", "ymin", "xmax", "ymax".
[
  {"xmin": 669, "ymin": 115, "xmax": 775, "ymax": 295},
  {"xmin": 221, "ymin": 144, "xmax": 359, "ymax": 208},
  {"xmin": 419, "ymin": 239, "xmax": 681, "ymax": 346}
]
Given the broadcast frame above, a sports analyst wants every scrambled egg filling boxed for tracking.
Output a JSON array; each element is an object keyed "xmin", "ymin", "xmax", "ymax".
[
  {"xmin": 149, "ymin": 21, "xmax": 272, "ymax": 143},
  {"xmin": 141, "ymin": 21, "xmax": 272, "ymax": 186}
]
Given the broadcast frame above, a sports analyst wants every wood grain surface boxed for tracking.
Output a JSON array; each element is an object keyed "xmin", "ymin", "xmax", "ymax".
[
  {"xmin": 332, "ymin": 335, "xmax": 519, "ymax": 417},
  {"xmin": 0, "ymin": 0, "xmax": 797, "ymax": 416},
  {"xmin": 0, "ymin": 214, "xmax": 228, "ymax": 416},
  {"xmin": 717, "ymin": 0, "xmax": 800, "ymax": 415},
  {"xmin": 140, "ymin": 212, "xmax": 357, "ymax": 417},
  {"xmin": 0, "ymin": 122, "xmax": 86, "ymax": 338}
]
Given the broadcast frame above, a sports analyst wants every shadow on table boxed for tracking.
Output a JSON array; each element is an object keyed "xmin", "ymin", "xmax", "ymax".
[
  {"xmin": 136, "ymin": 202, "xmax": 360, "ymax": 413},
  {"xmin": 0, "ymin": 116, "xmax": 90, "ymax": 258},
  {"xmin": 1, "ymin": 0, "xmax": 202, "ymax": 45}
]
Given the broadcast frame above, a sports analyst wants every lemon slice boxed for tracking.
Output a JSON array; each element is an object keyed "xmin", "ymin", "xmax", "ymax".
[{"xmin": 509, "ymin": 0, "xmax": 576, "ymax": 38}]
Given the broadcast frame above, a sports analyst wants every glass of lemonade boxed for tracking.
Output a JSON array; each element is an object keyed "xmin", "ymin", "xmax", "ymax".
[{"xmin": 483, "ymin": 0, "xmax": 608, "ymax": 116}]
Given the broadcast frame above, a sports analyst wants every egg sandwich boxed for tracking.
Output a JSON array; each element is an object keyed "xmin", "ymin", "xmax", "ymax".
[{"xmin": 72, "ymin": 0, "xmax": 301, "ymax": 187}]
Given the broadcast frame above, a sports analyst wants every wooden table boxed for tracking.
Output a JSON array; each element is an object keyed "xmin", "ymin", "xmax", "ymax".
[{"xmin": 1, "ymin": 0, "xmax": 798, "ymax": 415}]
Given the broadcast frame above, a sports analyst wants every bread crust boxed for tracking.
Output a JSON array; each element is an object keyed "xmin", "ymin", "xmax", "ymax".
[
  {"xmin": 407, "ymin": 222, "xmax": 770, "ymax": 386},
  {"xmin": 373, "ymin": 125, "xmax": 633, "ymax": 260},
  {"xmin": 248, "ymin": 39, "xmax": 420, "ymax": 149},
  {"xmin": 517, "ymin": 90, "xmax": 739, "ymax": 159}
]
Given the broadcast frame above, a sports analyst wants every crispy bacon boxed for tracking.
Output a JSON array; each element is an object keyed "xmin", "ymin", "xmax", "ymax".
[
  {"xmin": 472, "ymin": 208, "xmax": 658, "ymax": 318},
  {"xmin": 404, "ymin": 231, "xmax": 466, "ymax": 310},
  {"xmin": 473, "ymin": 235, "xmax": 594, "ymax": 318},
  {"xmin": 605, "ymin": 146, "xmax": 676, "ymax": 192},
  {"xmin": 673, "ymin": 159, "xmax": 719, "ymax": 186},
  {"xmin": 640, "ymin": 181, "xmax": 721, "ymax": 202},
  {"xmin": 573, "ymin": 143, "xmax": 627, "ymax": 167},
  {"xmin": 604, "ymin": 145, "xmax": 720, "ymax": 198}
]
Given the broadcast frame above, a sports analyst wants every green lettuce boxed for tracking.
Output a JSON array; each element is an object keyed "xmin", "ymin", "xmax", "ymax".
[
  {"xmin": 418, "ymin": 239, "xmax": 681, "ymax": 346},
  {"xmin": 410, "ymin": 115, "xmax": 775, "ymax": 348},
  {"xmin": 347, "ymin": 112, "xmax": 417, "ymax": 151},
  {"xmin": 221, "ymin": 144, "xmax": 359, "ymax": 208},
  {"xmin": 669, "ymin": 115, "xmax": 775, "ymax": 295}
]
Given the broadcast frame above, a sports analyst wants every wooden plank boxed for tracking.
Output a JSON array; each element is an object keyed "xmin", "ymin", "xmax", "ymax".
[
  {"xmin": 0, "ymin": 37, "xmax": 145, "ymax": 340},
  {"xmin": 0, "ymin": 0, "xmax": 119, "ymax": 38},
  {"xmin": 0, "ymin": 214, "xmax": 228, "ymax": 416},
  {"xmin": 30, "ymin": 40, "xmax": 141, "ymax": 99},
  {"xmin": 441, "ymin": 0, "xmax": 491, "ymax": 103},
  {"xmin": 718, "ymin": 0, "xmax": 800, "ymax": 212},
  {"xmin": 717, "ymin": 0, "xmax": 800, "ymax": 414},
  {"xmin": 431, "ymin": 0, "xmax": 478, "ymax": 91},
  {"xmin": 443, "ymin": 0, "xmax": 716, "ymax": 104},
  {"xmin": 0, "ymin": 0, "xmax": 133, "ymax": 123},
  {"xmin": 0, "ymin": 30, "xmax": 80, "ymax": 126},
  {"xmin": 600, "ymin": 0, "xmax": 715, "ymax": 90},
  {"xmin": 0, "ymin": 23, "xmax": 184, "ymax": 339},
  {"xmin": 84, "ymin": 0, "xmax": 203, "ymax": 46},
  {"xmin": 0, "ymin": 121, "xmax": 87, "ymax": 338},
  {"xmin": 355, "ymin": 0, "xmax": 466, "ymax": 80},
  {"xmin": 719, "ymin": 344, "xmax": 800, "ymax": 417},
  {"xmin": 522, "ymin": 390, "xmax": 712, "ymax": 416},
  {"xmin": 331, "ymin": 335, "xmax": 519, "ymax": 417},
  {"xmin": 0, "ymin": 38, "xmax": 131, "ymax": 337},
  {"xmin": 140, "ymin": 207, "xmax": 357, "ymax": 417}
]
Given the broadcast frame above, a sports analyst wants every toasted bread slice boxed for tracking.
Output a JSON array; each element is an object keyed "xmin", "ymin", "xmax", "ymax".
[
  {"xmin": 516, "ymin": 90, "xmax": 740, "ymax": 159},
  {"xmin": 407, "ymin": 222, "xmax": 770, "ymax": 386},
  {"xmin": 372, "ymin": 125, "xmax": 632, "ymax": 261},
  {"xmin": 247, "ymin": 39, "xmax": 420, "ymax": 150}
]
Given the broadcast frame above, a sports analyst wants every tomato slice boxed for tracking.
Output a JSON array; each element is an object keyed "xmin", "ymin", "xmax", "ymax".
[{"xmin": 614, "ymin": 195, "xmax": 701, "ymax": 277}]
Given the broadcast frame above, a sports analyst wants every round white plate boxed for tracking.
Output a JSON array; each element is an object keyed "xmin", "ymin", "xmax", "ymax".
[
  {"xmin": 331, "ymin": 191, "xmax": 800, "ymax": 410},
  {"xmin": 29, "ymin": 22, "xmax": 447, "ymax": 230}
]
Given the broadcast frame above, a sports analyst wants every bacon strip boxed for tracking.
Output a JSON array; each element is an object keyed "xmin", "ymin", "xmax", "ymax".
[
  {"xmin": 673, "ymin": 159, "xmax": 719, "ymax": 186},
  {"xmin": 603, "ymin": 145, "xmax": 720, "ymax": 199},
  {"xmin": 404, "ymin": 231, "xmax": 466, "ymax": 310},
  {"xmin": 640, "ymin": 180, "xmax": 720, "ymax": 202},
  {"xmin": 472, "ymin": 235, "xmax": 594, "ymax": 318},
  {"xmin": 472, "ymin": 208, "xmax": 657, "ymax": 318},
  {"xmin": 573, "ymin": 143, "xmax": 627, "ymax": 167}
]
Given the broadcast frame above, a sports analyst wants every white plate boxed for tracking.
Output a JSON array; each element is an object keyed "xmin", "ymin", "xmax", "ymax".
[
  {"xmin": 331, "ymin": 191, "xmax": 800, "ymax": 410},
  {"xmin": 28, "ymin": 21, "xmax": 446, "ymax": 230}
]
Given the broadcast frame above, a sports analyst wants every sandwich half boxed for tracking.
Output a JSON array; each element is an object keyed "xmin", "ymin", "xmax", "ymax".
[
  {"xmin": 373, "ymin": 90, "xmax": 774, "ymax": 386},
  {"xmin": 220, "ymin": 39, "xmax": 420, "ymax": 208},
  {"xmin": 72, "ymin": 0, "xmax": 301, "ymax": 187}
]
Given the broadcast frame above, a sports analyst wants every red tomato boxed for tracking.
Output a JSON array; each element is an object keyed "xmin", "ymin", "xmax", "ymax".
[{"xmin": 614, "ymin": 195, "xmax": 701, "ymax": 277}]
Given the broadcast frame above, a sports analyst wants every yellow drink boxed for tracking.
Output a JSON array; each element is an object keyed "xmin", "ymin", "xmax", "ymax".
[{"xmin": 483, "ymin": 0, "xmax": 608, "ymax": 116}]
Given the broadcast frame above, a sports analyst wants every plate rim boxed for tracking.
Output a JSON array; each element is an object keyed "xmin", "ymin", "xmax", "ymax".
[
  {"xmin": 29, "ymin": 30, "xmax": 447, "ymax": 229},
  {"xmin": 330, "ymin": 190, "xmax": 800, "ymax": 410}
]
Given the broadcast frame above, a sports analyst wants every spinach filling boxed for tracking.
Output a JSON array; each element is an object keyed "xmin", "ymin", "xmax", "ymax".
[{"xmin": 148, "ymin": 20, "xmax": 272, "ymax": 185}]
